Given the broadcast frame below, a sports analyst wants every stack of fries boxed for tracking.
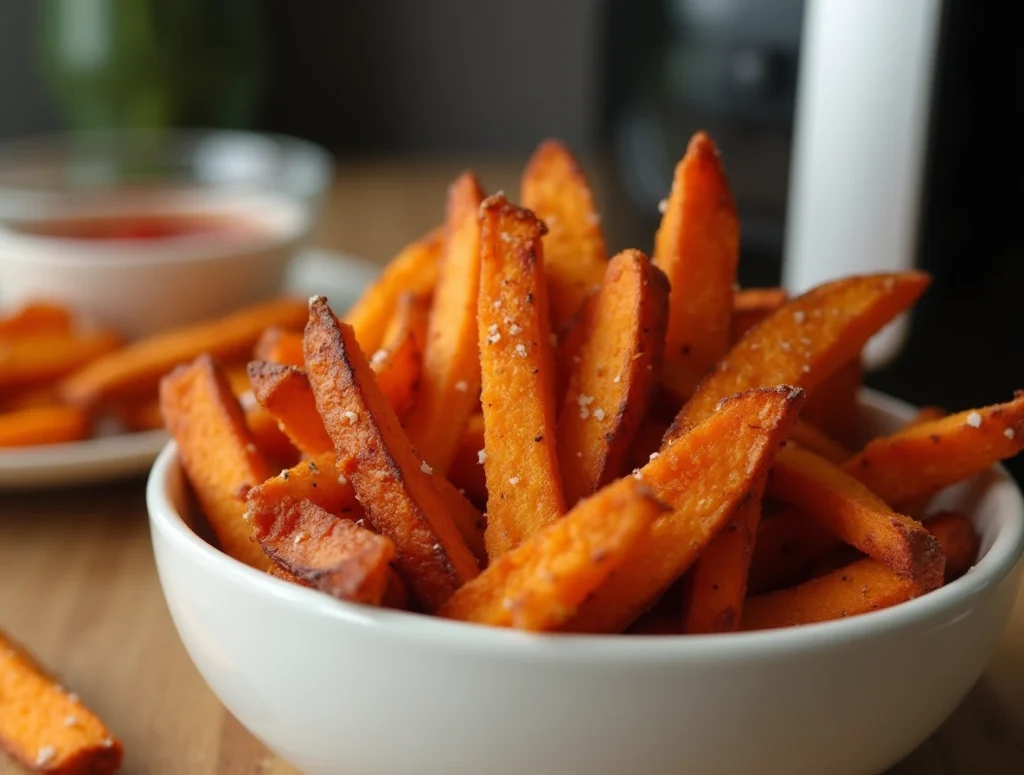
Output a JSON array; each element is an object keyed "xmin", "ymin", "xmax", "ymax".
[{"xmin": 151, "ymin": 132, "xmax": 1023, "ymax": 636}]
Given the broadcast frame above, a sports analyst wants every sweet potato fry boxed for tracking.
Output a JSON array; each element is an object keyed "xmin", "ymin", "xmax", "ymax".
[
  {"xmin": 62, "ymin": 297, "xmax": 308, "ymax": 408},
  {"xmin": 845, "ymin": 394, "xmax": 1024, "ymax": 505},
  {"xmin": 248, "ymin": 360, "xmax": 486, "ymax": 560},
  {"xmin": 244, "ymin": 404, "xmax": 298, "ymax": 467},
  {"xmin": 267, "ymin": 563, "xmax": 311, "ymax": 587},
  {"xmin": 665, "ymin": 272, "xmax": 931, "ymax": 441},
  {"xmin": 925, "ymin": 511, "xmax": 979, "ymax": 581},
  {"xmin": 253, "ymin": 326, "xmax": 304, "ymax": 367},
  {"xmin": 788, "ymin": 419, "xmax": 851, "ymax": 463},
  {"xmin": 404, "ymin": 173, "xmax": 485, "ymax": 472},
  {"xmin": 802, "ymin": 358, "xmax": 864, "ymax": 447},
  {"xmin": 747, "ymin": 508, "xmax": 840, "ymax": 594},
  {"xmin": 0, "ymin": 386, "xmax": 61, "ymax": 413},
  {"xmin": 159, "ymin": 355, "xmax": 271, "ymax": 569},
  {"xmin": 0, "ymin": 406, "xmax": 91, "ymax": 448},
  {"xmin": 440, "ymin": 478, "xmax": 665, "ymax": 630},
  {"xmin": 629, "ymin": 419, "xmax": 670, "ymax": 472},
  {"xmin": 742, "ymin": 511, "xmax": 968, "ymax": 630},
  {"xmin": 767, "ymin": 443, "xmax": 944, "ymax": 588},
  {"xmin": 344, "ymin": 227, "xmax": 443, "ymax": 354},
  {"xmin": 0, "ymin": 630, "xmax": 122, "ymax": 775},
  {"xmin": 114, "ymin": 397, "xmax": 164, "ymax": 432},
  {"xmin": 566, "ymin": 386, "xmax": 803, "ymax": 633},
  {"xmin": 731, "ymin": 287, "xmax": 787, "ymax": 342},
  {"xmin": 654, "ymin": 132, "xmax": 740, "ymax": 401},
  {"xmin": 248, "ymin": 362, "xmax": 333, "ymax": 456},
  {"xmin": 371, "ymin": 291, "xmax": 428, "ymax": 424},
  {"xmin": 247, "ymin": 453, "xmax": 362, "ymax": 522},
  {"xmin": 304, "ymin": 297, "xmax": 478, "ymax": 611},
  {"xmin": 557, "ymin": 249, "xmax": 669, "ymax": 505},
  {"xmin": 521, "ymin": 139, "xmax": 607, "ymax": 333},
  {"xmin": 889, "ymin": 405, "xmax": 948, "ymax": 517},
  {"xmin": 448, "ymin": 413, "xmax": 488, "ymax": 507},
  {"xmin": 683, "ymin": 474, "xmax": 767, "ymax": 633},
  {"xmin": 477, "ymin": 194, "xmax": 566, "ymax": 558},
  {"xmin": 223, "ymin": 362, "xmax": 252, "ymax": 397},
  {"xmin": 251, "ymin": 498, "xmax": 395, "ymax": 605},
  {"xmin": 0, "ymin": 301, "xmax": 73, "ymax": 340},
  {"xmin": 0, "ymin": 331, "xmax": 121, "ymax": 393}
]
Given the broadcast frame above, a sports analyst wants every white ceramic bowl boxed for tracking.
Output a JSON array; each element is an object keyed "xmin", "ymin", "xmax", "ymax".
[{"xmin": 146, "ymin": 390, "xmax": 1024, "ymax": 775}]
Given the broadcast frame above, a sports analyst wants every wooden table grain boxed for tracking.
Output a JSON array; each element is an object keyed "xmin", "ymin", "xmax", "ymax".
[{"xmin": 2, "ymin": 162, "xmax": 1023, "ymax": 775}]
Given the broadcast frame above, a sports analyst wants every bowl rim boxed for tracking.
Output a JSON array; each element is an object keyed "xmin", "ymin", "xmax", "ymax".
[{"xmin": 147, "ymin": 388, "xmax": 1024, "ymax": 661}]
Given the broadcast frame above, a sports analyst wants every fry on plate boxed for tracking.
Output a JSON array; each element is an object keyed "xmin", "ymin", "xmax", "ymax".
[{"xmin": 0, "ymin": 406, "xmax": 91, "ymax": 448}]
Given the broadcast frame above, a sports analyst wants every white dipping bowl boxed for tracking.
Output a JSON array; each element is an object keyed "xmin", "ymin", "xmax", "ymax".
[{"xmin": 146, "ymin": 390, "xmax": 1024, "ymax": 775}]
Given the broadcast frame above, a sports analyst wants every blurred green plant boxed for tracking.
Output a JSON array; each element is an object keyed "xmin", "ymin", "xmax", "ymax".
[{"xmin": 40, "ymin": 0, "xmax": 267, "ymax": 130}]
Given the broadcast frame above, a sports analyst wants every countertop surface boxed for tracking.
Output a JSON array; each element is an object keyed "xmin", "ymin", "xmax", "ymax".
[{"xmin": 1, "ymin": 161, "xmax": 1023, "ymax": 775}]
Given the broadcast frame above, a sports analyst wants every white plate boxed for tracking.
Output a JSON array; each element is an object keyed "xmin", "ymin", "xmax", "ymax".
[{"xmin": 0, "ymin": 249, "xmax": 376, "ymax": 491}]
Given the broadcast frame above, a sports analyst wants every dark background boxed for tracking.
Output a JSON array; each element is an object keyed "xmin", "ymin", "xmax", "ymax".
[{"xmin": 1, "ymin": 0, "xmax": 1021, "ymax": 479}]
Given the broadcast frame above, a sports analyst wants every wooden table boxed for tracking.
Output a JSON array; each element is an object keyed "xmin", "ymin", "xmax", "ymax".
[{"xmin": 2, "ymin": 161, "xmax": 1023, "ymax": 775}]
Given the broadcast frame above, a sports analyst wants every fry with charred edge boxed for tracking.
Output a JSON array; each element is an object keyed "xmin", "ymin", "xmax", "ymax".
[
  {"xmin": 267, "ymin": 563, "xmax": 311, "ymax": 587},
  {"xmin": 731, "ymin": 287, "xmax": 788, "ymax": 342},
  {"xmin": 440, "ymin": 478, "xmax": 665, "ymax": 630},
  {"xmin": 747, "ymin": 508, "xmax": 839, "ymax": 594},
  {"xmin": 768, "ymin": 443, "xmax": 944, "ymax": 588},
  {"xmin": 742, "ymin": 510, "xmax": 972, "ymax": 630},
  {"xmin": 246, "ymin": 452, "xmax": 363, "ymax": 523},
  {"xmin": 683, "ymin": 474, "xmax": 767, "ymax": 633},
  {"xmin": 372, "ymin": 292, "xmax": 429, "ymax": 424},
  {"xmin": 303, "ymin": 297, "xmax": 478, "ymax": 611},
  {"xmin": 665, "ymin": 272, "xmax": 930, "ymax": 442},
  {"xmin": 344, "ymin": 227, "xmax": 443, "ymax": 354},
  {"xmin": 248, "ymin": 362, "xmax": 334, "ymax": 456},
  {"xmin": 565, "ymin": 385, "xmax": 804, "ymax": 633},
  {"xmin": 404, "ymin": 173, "xmax": 485, "ymax": 473},
  {"xmin": 654, "ymin": 132, "xmax": 740, "ymax": 402},
  {"xmin": 248, "ymin": 361, "xmax": 486, "ymax": 561},
  {"xmin": 159, "ymin": 355, "xmax": 271, "ymax": 569},
  {"xmin": 448, "ymin": 413, "xmax": 488, "ymax": 507},
  {"xmin": 0, "ymin": 302, "xmax": 73, "ymax": 340},
  {"xmin": 251, "ymin": 498, "xmax": 395, "ymax": 605},
  {"xmin": 477, "ymin": 194, "xmax": 565, "ymax": 558},
  {"xmin": 845, "ymin": 393, "xmax": 1024, "ymax": 505},
  {"xmin": 0, "ymin": 331, "xmax": 122, "ymax": 393},
  {"xmin": 521, "ymin": 139, "xmax": 607, "ymax": 334},
  {"xmin": 254, "ymin": 326, "xmax": 304, "ymax": 367},
  {"xmin": 788, "ymin": 419, "xmax": 851, "ymax": 464},
  {"xmin": 0, "ymin": 406, "xmax": 91, "ymax": 448},
  {"xmin": 925, "ymin": 511, "xmax": 979, "ymax": 581},
  {"xmin": 62, "ymin": 297, "xmax": 308, "ymax": 408},
  {"xmin": 0, "ymin": 630, "xmax": 123, "ymax": 775},
  {"xmin": 802, "ymin": 358, "xmax": 864, "ymax": 448},
  {"xmin": 558, "ymin": 249, "xmax": 669, "ymax": 505}
]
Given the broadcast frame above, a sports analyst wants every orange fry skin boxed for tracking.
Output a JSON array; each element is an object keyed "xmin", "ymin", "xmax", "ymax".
[
  {"xmin": 845, "ymin": 393, "xmax": 1024, "ymax": 505},
  {"xmin": 0, "ymin": 330, "xmax": 122, "ymax": 393},
  {"xmin": 248, "ymin": 361, "xmax": 335, "ymax": 457},
  {"xmin": 557, "ymin": 249, "xmax": 669, "ymax": 505},
  {"xmin": 0, "ymin": 631, "xmax": 123, "ymax": 775},
  {"xmin": 440, "ymin": 478, "xmax": 666, "ymax": 631},
  {"xmin": 788, "ymin": 419, "xmax": 851, "ymax": 464},
  {"xmin": 566, "ymin": 386, "xmax": 804, "ymax": 633},
  {"xmin": 62, "ymin": 297, "xmax": 307, "ymax": 408},
  {"xmin": 683, "ymin": 474, "xmax": 767, "ymax": 633},
  {"xmin": 654, "ymin": 132, "xmax": 740, "ymax": 401},
  {"xmin": 254, "ymin": 326, "xmax": 304, "ymax": 367},
  {"xmin": 521, "ymin": 139, "xmax": 607, "ymax": 333},
  {"xmin": 666, "ymin": 272, "xmax": 931, "ymax": 442},
  {"xmin": 448, "ymin": 413, "xmax": 488, "ymax": 507},
  {"xmin": 246, "ymin": 453, "xmax": 363, "ymax": 523},
  {"xmin": 748, "ymin": 507, "xmax": 840, "ymax": 594},
  {"xmin": 404, "ymin": 172, "xmax": 485, "ymax": 474},
  {"xmin": 0, "ymin": 406, "xmax": 91, "ymax": 448},
  {"xmin": 304, "ymin": 297, "xmax": 478, "ymax": 611},
  {"xmin": 802, "ymin": 358, "xmax": 864, "ymax": 448},
  {"xmin": 768, "ymin": 443, "xmax": 944, "ymax": 589},
  {"xmin": 477, "ymin": 194, "xmax": 565, "ymax": 558},
  {"xmin": 344, "ymin": 227, "xmax": 443, "ymax": 354},
  {"xmin": 372, "ymin": 291, "xmax": 429, "ymax": 424},
  {"xmin": 742, "ymin": 509, "xmax": 975, "ymax": 630},
  {"xmin": 251, "ymin": 498, "xmax": 395, "ymax": 605},
  {"xmin": 244, "ymin": 404, "xmax": 298, "ymax": 467},
  {"xmin": 0, "ymin": 301, "xmax": 74, "ymax": 340},
  {"xmin": 159, "ymin": 355, "xmax": 271, "ymax": 570},
  {"xmin": 731, "ymin": 287, "xmax": 787, "ymax": 342}
]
